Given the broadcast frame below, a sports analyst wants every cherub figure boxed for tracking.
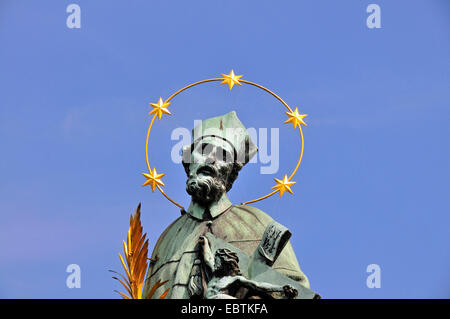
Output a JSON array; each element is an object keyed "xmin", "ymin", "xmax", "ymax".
[{"xmin": 198, "ymin": 236, "xmax": 298, "ymax": 299}]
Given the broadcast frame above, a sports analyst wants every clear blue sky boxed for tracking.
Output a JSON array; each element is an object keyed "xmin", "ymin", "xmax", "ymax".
[{"xmin": 0, "ymin": 0, "xmax": 449, "ymax": 298}]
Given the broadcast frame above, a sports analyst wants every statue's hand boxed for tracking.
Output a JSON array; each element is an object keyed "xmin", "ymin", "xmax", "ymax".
[
  {"xmin": 283, "ymin": 285, "xmax": 298, "ymax": 299},
  {"xmin": 199, "ymin": 236, "xmax": 208, "ymax": 247}
]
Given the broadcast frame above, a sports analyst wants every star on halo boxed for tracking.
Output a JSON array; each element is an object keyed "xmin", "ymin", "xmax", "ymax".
[
  {"xmin": 272, "ymin": 175, "xmax": 296, "ymax": 197},
  {"xmin": 149, "ymin": 97, "xmax": 172, "ymax": 120},
  {"xmin": 220, "ymin": 70, "xmax": 243, "ymax": 90},
  {"xmin": 284, "ymin": 107, "xmax": 307, "ymax": 129},
  {"xmin": 142, "ymin": 168, "xmax": 165, "ymax": 192}
]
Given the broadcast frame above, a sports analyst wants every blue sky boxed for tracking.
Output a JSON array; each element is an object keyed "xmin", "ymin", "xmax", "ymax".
[{"xmin": 0, "ymin": 0, "xmax": 449, "ymax": 298}]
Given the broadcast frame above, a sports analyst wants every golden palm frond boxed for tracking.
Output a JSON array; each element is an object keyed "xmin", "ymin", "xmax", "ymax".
[
  {"xmin": 111, "ymin": 203, "xmax": 169, "ymax": 299},
  {"xmin": 145, "ymin": 279, "xmax": 169, "ymax": 299}
]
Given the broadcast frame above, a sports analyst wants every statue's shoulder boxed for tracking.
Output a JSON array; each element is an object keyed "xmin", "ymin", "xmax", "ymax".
[
  {"xmin": 151, "ymin": 213, "xmax": 191, "ymax": 254},
  {"xmin": 228, "ymin": 204, "xmax": 274, "ymax": 225},
  {"xmin": 211, "ymin": 205, "xmax": 275, "ymax": 242},
  {"xmin": 158, "ymin": 213, "xmax": 188, "ymax": 236}
]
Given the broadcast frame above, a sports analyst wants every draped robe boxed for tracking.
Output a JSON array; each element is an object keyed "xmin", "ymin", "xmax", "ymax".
[{"xmin": 143, "ymin": 203, "xmax": 309, "ymax": 299}]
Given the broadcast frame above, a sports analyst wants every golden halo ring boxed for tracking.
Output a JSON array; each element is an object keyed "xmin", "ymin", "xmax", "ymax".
[{"xmin": 143, "ymin": 70, "xmax": 307, "ymax": 210}]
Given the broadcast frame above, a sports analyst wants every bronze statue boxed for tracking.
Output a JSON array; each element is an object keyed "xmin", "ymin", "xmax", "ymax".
[{"xmin": 143, "ymin": 111, "xmax": 310, "ymax": 299}]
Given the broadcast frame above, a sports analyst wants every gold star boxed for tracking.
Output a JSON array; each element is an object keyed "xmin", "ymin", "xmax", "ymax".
[
  {"xmin": 284, "ymin": 107, "xmax": 307, "ymax": 129},
  {"xmin": 220, "ymin": 70, "xmax": 243, "ymax": 90},
  {"xmin": 272, "ymin": 175, "xmax": 296, "ymax": 197},
  {"xmin": 149, "ymin": 97, "xmax": 172, "ymax": 120},
  {"xmin": 142, "ymin": 168, "xmax": 165, "ymax": 192}
]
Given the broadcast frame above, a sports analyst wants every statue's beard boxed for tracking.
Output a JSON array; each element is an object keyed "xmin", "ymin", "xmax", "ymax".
[{"xmin": 186, "ymin": 165, "xmax": 228, "ymax": 206}]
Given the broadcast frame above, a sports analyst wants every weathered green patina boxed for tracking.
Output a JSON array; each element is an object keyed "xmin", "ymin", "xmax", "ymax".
[
  {"xmin": 143, "ymin": 203, "xmax": 309, "ymax": 298},
  {"xmin": 142, "ymin": 111, "xmax": 311, "ymax": 299}
]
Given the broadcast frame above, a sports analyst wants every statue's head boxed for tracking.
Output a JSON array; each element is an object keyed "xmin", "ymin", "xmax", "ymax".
[
  {"xmin": 213, "ymin": 248, "xmax": 241, "ymax": 277},
  {"xmin": 182, "ymin": 111, "xmax": 257, "ymax": 206}
]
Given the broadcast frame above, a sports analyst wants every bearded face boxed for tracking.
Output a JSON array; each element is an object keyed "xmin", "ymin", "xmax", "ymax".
[{"xmin": 183, "ymin": 138, "xmax": 237, "ymax": 206}]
